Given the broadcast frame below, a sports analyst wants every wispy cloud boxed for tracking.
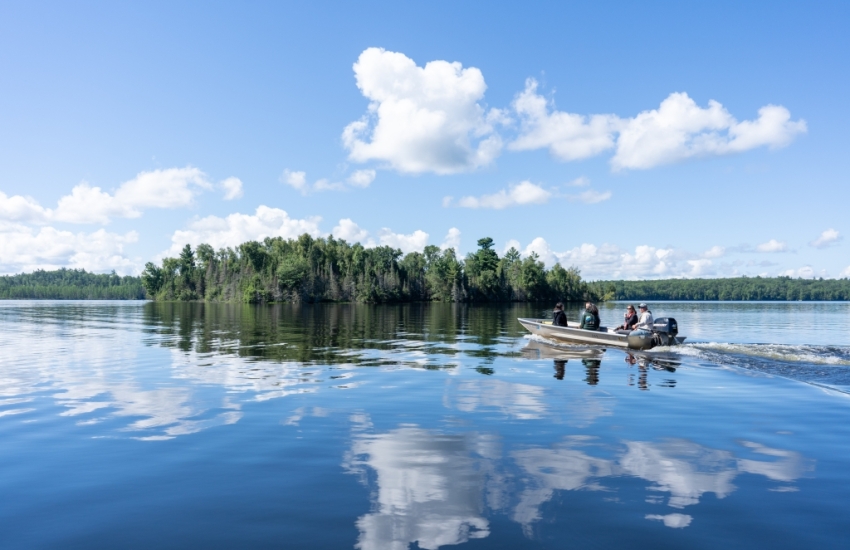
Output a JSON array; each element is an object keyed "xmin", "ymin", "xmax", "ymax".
[
  {"xmin": 281, "ymin": 169, "xmax": 376, "ymax": 194},
  {"xmin": 809, "ymin": 229, "xmax": 841, "ymax": 249},
  {"xmin": 448, "ymin": 181, "xmax": 552, "ymax": 209},
  {"xmin": 220, "ymin": 177, "xmax": 244, "ymax": 200},
  {"xmin": 565, "ymin": 176, "xmax": 590, "ymax": 187},
  {"xmin": 567, "ymin": 189, "xmax": 612, "ymax": 204}
]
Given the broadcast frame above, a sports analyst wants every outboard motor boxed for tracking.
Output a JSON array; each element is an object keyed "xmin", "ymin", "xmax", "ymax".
[
  {"xmin": 626, "ymin": 317, "xmax": 679, "ymax": 350},
  {"xmin": 626, "ymin": 330, "xmax": 654, "ymax": 350},
  {"xmin": 651, "ymin": 317, "xmax": 679, "ymax": 347}
]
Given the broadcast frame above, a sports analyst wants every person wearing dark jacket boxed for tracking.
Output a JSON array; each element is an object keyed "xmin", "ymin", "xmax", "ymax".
[
  {"xmin": 552, "ymin": 302, "xmax": 567, "ymax": 327},
  {"xmin": 579, "ymin": 302, "xmax": 600, "ymax": 330},
  {"xmin": 615, "ymin": 304, "xmax": 639, "ymax": 334}
]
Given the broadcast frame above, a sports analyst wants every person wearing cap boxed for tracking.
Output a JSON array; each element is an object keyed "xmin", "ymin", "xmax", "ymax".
[
  {"xmin": 552, "ymin": 302, "xmax": 567, "ymax": 327},
  {"xmin": 615, "ymin": 304, "xmax": 639, "ymax": 334},
  {"xmin": 634, "ymin": 303, "xmax": 654, "ymax": 331}
]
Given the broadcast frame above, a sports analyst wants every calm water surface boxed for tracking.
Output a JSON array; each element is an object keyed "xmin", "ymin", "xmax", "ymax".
[{"xmin": 1, "ymin": 301, "xmax": 849, "ymax": 549}]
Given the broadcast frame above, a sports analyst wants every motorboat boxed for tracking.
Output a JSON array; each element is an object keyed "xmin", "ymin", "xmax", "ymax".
[{"xmin": 518, "ymin": 317, "xmax": 686, "ymax": 350}]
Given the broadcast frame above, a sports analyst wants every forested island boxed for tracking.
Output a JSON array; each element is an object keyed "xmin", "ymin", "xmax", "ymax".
[
  {"xmin": 4, "ymin": 235, "xmax": 849, "ymax": 303},
  {"xmin": 0, "ymin": 269, "xmax": 146, "ymax": 300},
  {"xmin": 141, "ymin": 235, "xmax": 596, "ymax": 303}
]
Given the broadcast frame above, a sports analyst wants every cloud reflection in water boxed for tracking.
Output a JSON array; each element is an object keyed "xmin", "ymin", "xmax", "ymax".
[
  {"xmin": 344, "ymin": 424, "xmax": 496, "ymax": 550},
  {"xmin": 345, "ymin": 423, "xmax": 812, "ymax": 547}
]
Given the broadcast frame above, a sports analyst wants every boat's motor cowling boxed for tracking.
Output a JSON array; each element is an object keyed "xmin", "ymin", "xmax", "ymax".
[
  {"xmin": 651, "ymin": 317, "xmax": 679, "ymax": 347},
  {"xmin": 627, "ymin": 318, "xmax": 679, "ymax": 350}
]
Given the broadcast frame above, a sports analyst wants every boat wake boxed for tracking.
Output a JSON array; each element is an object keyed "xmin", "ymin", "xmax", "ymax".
[
  {"xmin": 678, "ymin": 342, "xmax": 850, "ymax": 390},
  {"xmin": 523, "ymin": 333, "xmax": 850, "ymax": 390},
  {"xmin": 682, "ymin": 342, "xmax": 850, "ymax": 366}
]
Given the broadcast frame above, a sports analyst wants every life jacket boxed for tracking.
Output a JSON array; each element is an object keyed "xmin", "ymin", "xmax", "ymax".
[{"xmin": 582, "ymin": 312, "xmax": 600, "ymax": 330}]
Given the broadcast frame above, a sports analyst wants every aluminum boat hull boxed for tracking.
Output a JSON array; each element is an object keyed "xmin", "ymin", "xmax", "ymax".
[{"xmin": 518, "ymin": 318, "xmax": 686, "ymax": 349}]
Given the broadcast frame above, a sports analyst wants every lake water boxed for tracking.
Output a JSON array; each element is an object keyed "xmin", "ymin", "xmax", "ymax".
[{"xmin": 1, "ymin": 301, "xmax": 849, "ymax": 549}]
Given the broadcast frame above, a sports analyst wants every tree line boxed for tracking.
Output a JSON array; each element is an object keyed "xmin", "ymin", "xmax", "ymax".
[
  {"xmin": 591, "ymin": 276, "xmax": 850, "ymax": 301},
  {"xmin": 141, "ymin": 234, "xmax": 598, "ymax": 304},
  {"xmin": 5, "ymin": 244, "xmax": 849, "ymax": 303},
  {"xmin": 0, "ymin": 268, "xmax": 146, "ymax": 300}
]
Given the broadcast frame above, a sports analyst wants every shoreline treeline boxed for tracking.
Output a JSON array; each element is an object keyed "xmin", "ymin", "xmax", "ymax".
[
  {"xmin": 141, "ymin": 235, "xmax": 597, "ymax": 303},
  {"xmin": 5, "ymin": 246, "xmax": 849, "ymax": 303},
  {"xmin": 592, "ymin": 277, "xmax": 850, "ymax": 301},
  {"xmin": 0, "ymin": 269, "xmax": 146, "ymax": 300}
]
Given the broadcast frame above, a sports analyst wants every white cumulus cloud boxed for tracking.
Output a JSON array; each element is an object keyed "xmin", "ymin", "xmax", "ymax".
[
  {"xmin": 502, "ymin": 239, "xmax": 521, "ymax": 255},
  {"xmin": 0, "ymin": 191, "xmax": 51, "ymax": 223},
  {"xmin": 509, "ymin": 79, "xmax": 621, "ymax": 161},
  {"xmin": 507, "ymin": 236, "xmax": 848, "ymax": 280},
  {"xmin": 756, "ymin": 239, "xmax": 788, "ymax": 253},
  {"xmin": 163, "ymin": 206, "xmax": 323, "ymax": 257},
  {"xmin": 0, "ymin": 167, "xmax": 215, "ymax": 225},
  {"xmin": 612, "ymin": 93, "xmax": 807, "ymax": 170},
  {"xmin": 507, "ymin": 81, "xmax": 805, "ymax": 171},
  {"xmin": 332, "ymin": 218, "xmax": 371, "ymax": 243},
  {"xmin": 515, "ymin": 237, "xmax": 698, "ymax": 279},
  {"xmin": 810, "ymin": 229, "xmax": 840, "ymax": 249},
  {"xmin": 342, "ymin": 47, "xmax": 503, "ymax": 175},
  {"xmin": 0, "ymin": 222, "xmax": 139, "ymax": 275},
  {"xmin": 441, "ymin": 227, "xmax": 461, "ymax": 251},
  {"xmin": 378, "ymin": 228, "xmax": 429, "ymax": 254},
  {"xmin": 452, "ymin": 181, "xmax": 551, "ymax": 209}
]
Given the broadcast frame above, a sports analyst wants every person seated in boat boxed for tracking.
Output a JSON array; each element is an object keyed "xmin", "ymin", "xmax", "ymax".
[
  {"xmin": 615, "ymin": 304, "xmax": 639, "ymax": 334},
  {"xmin": 552, "ymin": 302, "xmax": 567, "ymax": 327},
  {"xmin": 634, "ymin": 303, "xmax": 654, "ymax": 331},
  {"xmin": 579, "ymin": 302, "xmax": 600, "ymax": 330}
]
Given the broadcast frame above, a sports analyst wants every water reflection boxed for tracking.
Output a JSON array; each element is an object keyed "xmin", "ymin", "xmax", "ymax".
[
  {"xmin": 344, "ymin": 423, "xmax": 496, "ymax": 550},
  {"xmin": 0, "ymin": 300, "xmax": 690, "ymax": 439},
  {"xmin": 0, "ymin": 301, "xmax": 841, "ymax": 548},
  {"xmin": 0, "ymin": 302, "xmax": 545, "ymax": 439},
  {"xmin": 345, "ymin": 421, "xmax": 812, "ymax": 548},
  {"xmin": 513, "ymin": 437, "xmax": 811, "ymax": 533},
  {"xmin": 144, "ymin": 302, "xmax": 539, "ymax": 368},
  {"xmin": 444, "ymin": 378, "xmax": 550, "ymax": 420},
  {"xmin": 522, "ymin": 340, "xmax": 680, "ymax": 390}
]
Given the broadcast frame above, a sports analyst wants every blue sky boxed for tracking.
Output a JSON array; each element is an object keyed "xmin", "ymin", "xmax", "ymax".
[{"xmin": 1, "ymin": 1, "xmax": 848, "ymax": 279}]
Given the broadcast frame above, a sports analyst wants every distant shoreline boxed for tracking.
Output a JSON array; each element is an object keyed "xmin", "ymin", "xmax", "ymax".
[
  {"xmin": 4, "ymin": 267, "xmax": 849, "ymax": 302},
  {"xmin": 590, "ymin": 277, "xmax": 850, "ymax": 302}
]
